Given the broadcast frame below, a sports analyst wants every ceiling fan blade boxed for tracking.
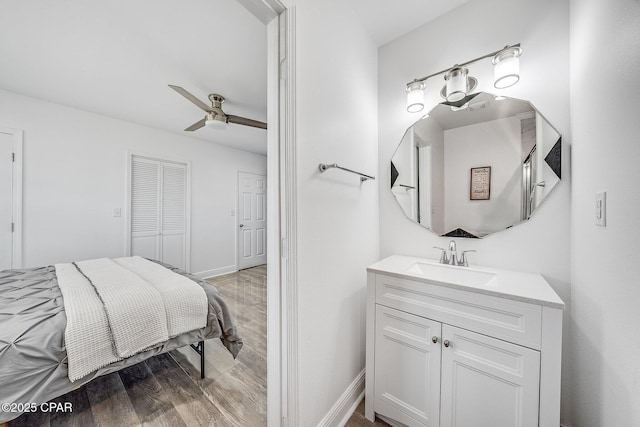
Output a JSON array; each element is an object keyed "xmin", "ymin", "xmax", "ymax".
[
  {"xmin": 184, "ymin": 118, "xmax": 206, "ymax": 131},
  {"xmin": 168, "ymin": 85, "xmax": 212, "ymax": 113},
  {"xmin": 227, "ymin": 114, "xmax": 267, "ymax": 130}
]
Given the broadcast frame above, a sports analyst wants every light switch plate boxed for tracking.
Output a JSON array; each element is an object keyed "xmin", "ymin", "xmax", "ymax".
[{"xmin": 595, "ymin": 191, "xmax": 606, "ymax": 226}]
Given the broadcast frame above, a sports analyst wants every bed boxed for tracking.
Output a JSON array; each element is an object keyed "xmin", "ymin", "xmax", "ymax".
[{"xmin": 0, "ymin": 259, "xmax": 243, "ymax": 423}]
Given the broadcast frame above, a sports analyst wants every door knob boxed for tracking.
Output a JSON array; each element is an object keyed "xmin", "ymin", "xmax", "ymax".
[
  {"xmin": 443, "ymin": 340, "xmax": 451, "ymax": 348},
  {"xmin": 431, "ymin": 336, "xmax": 439, "ymax": 344},
  {"xmin": 239, "ymin": 224, "xmax": 244, "ymax": 228}
]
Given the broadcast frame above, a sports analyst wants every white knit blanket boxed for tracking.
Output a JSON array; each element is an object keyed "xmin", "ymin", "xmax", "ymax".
[
  {"xmin": 112, "ymin": 257, "xmax": 208, "ymax": 337},
  {"xmin": 55, "ymin": 257, "xmax": 208, "ymax": 381},
  {"xmin": 54, "ymin": 263, "xmax": 122, "ymax": 381}
]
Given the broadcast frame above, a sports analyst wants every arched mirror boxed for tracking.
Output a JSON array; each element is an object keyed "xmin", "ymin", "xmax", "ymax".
[{"xmin": 391, "ymin": 92, "xmax": 561, "ymax": 238}]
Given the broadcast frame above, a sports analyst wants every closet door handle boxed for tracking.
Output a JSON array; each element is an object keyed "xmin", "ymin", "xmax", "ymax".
[
  {"xmin": 239, "ymin": 224, "xmax": 245, "ymax": 228},
  {"xmin": 431, "ymin": 336, "xmax": 439, "ymax": 344},
  {"xmin": 443, "ymin": 340, "xmax": 451, "ymax": 348}
]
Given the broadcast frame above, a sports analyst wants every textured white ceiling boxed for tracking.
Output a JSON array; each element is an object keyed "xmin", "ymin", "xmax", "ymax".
[
  {"xmin": 345, "ymin": 0, "xmax": 471, "ymax": 46},
  {"xmin": 0, "ymin": 0, "xmax": 268, "ymax": 154}
]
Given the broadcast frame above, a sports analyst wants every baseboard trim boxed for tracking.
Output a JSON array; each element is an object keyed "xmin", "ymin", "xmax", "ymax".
[
  {"xmin": 193, "ymin": 265, "xmax": 237, "ymax": 280},
  {"xmin": 317, "ymin": 369, "xmax": 365, "ymax": 427}
]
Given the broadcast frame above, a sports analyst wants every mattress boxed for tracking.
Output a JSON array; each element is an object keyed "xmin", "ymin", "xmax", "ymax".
[{"xmin": 0, "ymin": 261, "xmax": 243, "ymax": 423}]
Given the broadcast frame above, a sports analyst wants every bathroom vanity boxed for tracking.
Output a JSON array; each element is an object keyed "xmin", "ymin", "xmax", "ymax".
[{"xmin": 365, "ymin": 255, "xmax": 564, "ymax": 427}]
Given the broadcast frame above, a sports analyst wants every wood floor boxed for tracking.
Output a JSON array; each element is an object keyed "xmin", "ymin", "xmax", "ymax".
[
  {"xmin": 8, "ymin": 264, "xmax": 391, "ymax": 426},
  {"xmin": 9, "ymin": 265, "xmax": 267, "ymax": 427},
  {"xmin": 345, "ymin": 400, "xmax": 391, "ymax": 427}
]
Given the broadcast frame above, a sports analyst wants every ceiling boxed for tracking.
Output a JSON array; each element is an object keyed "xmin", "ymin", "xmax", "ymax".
[
  {"xmin": 0, "ymin": 0, "xmax": 268, "ymax": 154},
  {"xmin": 344, "ymin": 0, "xmax": 472, "ymax": 46},
  {"xmin": 0, "ymin": 1, "xmax": 471, "ymax": 156},
  {"xmin": 429, "ymin": 93, "xmax": 535, "ymax": 130}
]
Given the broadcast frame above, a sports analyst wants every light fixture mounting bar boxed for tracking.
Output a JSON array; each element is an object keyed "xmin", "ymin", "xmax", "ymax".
[{"xmin": 406, "ymin": 43, "xmax": 521, "ymax": 87}]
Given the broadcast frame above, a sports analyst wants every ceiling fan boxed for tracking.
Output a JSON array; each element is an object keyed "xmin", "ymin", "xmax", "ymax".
[{"xmin": 169, "ymin": 85, "xmax": 267, "ymax": 131}]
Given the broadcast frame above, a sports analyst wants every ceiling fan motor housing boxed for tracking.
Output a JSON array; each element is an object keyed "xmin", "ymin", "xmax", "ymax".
[
  {"xmin": 208, "ymin": 94, "xmax": 225, "ymax": 107},
  {"xmin": 207, "ymin": 94, "xmax": 227, "ymax": 123}
]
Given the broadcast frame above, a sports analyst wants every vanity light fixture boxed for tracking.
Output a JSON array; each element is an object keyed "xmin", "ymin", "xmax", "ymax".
[
  {"xmin": 440, "ymin": 71, "xmax": 478, "ymax": 103},
  {"xmin": 445, "ymin": 67, "xmax": 468, "ymax": 102},
  {"xmin": 493, "ymin": 46, "xmax": 522, "ymax": 89},
  {"xmin": 405, "ymin": 43, "xmax": 521, "ymax": 113},
  {"xmin": 406, "ymin": 81, "xmax": 426, "ymax": 113}
]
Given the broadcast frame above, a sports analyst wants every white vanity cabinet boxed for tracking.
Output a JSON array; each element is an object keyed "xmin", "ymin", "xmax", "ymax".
[{"xmin": 365, "ymin": 256, "xmax": 564, "ymax": 427}]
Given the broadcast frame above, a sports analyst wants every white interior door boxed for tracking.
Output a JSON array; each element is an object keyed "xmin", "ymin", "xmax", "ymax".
[
  {"xmin": 238, "ymin": 172, "xmax": 267, "ymax": 270},
  {"xmin": 130, "ymin": 155, "xmax": 189, "ymax": 271},
  {"xmin": 160, "ymin": 162, "xmax": 187, "ymax": 270},
  {"xmin": 131, "ymin": 157, "xmax": 161, "ymax": 262},
  {"xmin": 0, "ymin": 133, "xmax": 13, "ymax": 271}
]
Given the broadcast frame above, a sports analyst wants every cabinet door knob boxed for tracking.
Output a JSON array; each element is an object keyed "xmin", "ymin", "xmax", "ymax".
[
  {"xmin": 431, "ymin": 336, "xmax": 438, "ymax": 344},
  {"xmin": 443, "ymin": 340, "xmax": 451, "ymax": 348}
]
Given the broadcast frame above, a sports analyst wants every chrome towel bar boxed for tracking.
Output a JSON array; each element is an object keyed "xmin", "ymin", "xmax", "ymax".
[{"xmin": 318, "ymin": 163, "xmax": 376, "ymax": 182}]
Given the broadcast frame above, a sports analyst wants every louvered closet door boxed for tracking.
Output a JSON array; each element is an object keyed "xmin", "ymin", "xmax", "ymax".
[
  {"xmin": 131, "ymin": 157, "xmax": 161, "ymax": 261},
  {"xmin": 160, "ymin": 162, "xmax": 187, "ymax": 270},
  {"xmin": 130, "ymin": 156, "xmax": 187, "ymax": 270}
]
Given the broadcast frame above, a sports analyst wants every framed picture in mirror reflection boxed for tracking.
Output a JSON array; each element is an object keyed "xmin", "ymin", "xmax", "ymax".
[{"xmin": 470, "ymin": 166, "xmax": 491, "ymax": 200}]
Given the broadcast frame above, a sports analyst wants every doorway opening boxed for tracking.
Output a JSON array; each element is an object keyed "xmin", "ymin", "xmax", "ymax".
[
  {"xmin": 0, "ymin": 127, "xmax": 22, "ymax": 271},
  {"xmin": 237, "ymin": 171, "xmax": 267, "ymax": 270}
]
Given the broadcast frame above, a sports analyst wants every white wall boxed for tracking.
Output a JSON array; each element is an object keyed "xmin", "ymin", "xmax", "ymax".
[
  {"xmin": 443, "ymin": 117, "xmax": 522, "ymax": 235},
  {"xmin": 0, "ymin": 89, "xmax": 266, "ymax": 276},
  {"xmin": 570, "ymin": 0, "xmax": 640, "ymax": 425},
  {"xmin": 285, "ymin": 1, "xmax": 379, "ymax": 425},
  {"xmin": 378, "ymin": 0, "xmax": 572, "ymax": 421}
]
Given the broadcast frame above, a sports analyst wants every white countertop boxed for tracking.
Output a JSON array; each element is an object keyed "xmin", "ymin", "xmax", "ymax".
[{"xmin": 367, "ymin": 255, "xmax": 564, "ymax": 309}]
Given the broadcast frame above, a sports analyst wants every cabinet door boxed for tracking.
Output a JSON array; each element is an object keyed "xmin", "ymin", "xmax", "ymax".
[
  {"xmin": 440, "ymin": 325, "xmax": 540, "ymax": 427},
  {"xmin": 375, "ymin": 305, "xmax": 441, "ymax": 427}
]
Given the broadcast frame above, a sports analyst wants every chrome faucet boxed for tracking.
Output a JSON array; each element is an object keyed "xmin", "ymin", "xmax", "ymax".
[
  {"xmin": 433, "ymin": 240, "xmax": 476, "ymax": 267},
  {"xmin": 448, "ymin": 240, "xmax": 458, "ymax": 266}
]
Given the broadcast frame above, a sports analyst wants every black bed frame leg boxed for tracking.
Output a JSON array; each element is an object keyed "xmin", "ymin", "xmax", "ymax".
[
  {"xmin": 200, "ymin": 340, "xmax": 205, "ymax": 379},
  {"xmin": 189, "ymin": 340, "xmax": 205, "ymax": 379}
]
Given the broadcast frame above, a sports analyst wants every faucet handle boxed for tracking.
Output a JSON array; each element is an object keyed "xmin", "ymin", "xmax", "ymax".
[
  {"xmin": 433, "ymin": 247, "xmax": 448, "ymax": 264},
  {"xmin": 459, "ymin": 250, "xmax": 476, "ymax": 267}
]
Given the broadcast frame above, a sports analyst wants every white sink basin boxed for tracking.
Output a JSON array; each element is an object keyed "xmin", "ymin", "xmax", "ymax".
[
  {"xmin": 406, "ymin": 262, "xmax": 497, "ymax": 287},
  {"xmin": 368, "ymin": 255, "xmax": 565, "ymax": 308}
]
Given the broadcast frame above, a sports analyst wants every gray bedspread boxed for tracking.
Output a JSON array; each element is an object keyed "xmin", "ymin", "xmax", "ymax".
[{"xmin": 0, "ymin": 261, "xmax": 243, "ymax": 423}]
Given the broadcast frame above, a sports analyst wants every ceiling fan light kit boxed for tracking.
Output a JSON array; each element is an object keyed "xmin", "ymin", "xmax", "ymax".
[
  {"xmin": 168, "ymin": 84, "xmax": 267, "ymax": 132},
  {"xmin": 205, "ymin": 113, "xmax": 228, "ymax": 129}
]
